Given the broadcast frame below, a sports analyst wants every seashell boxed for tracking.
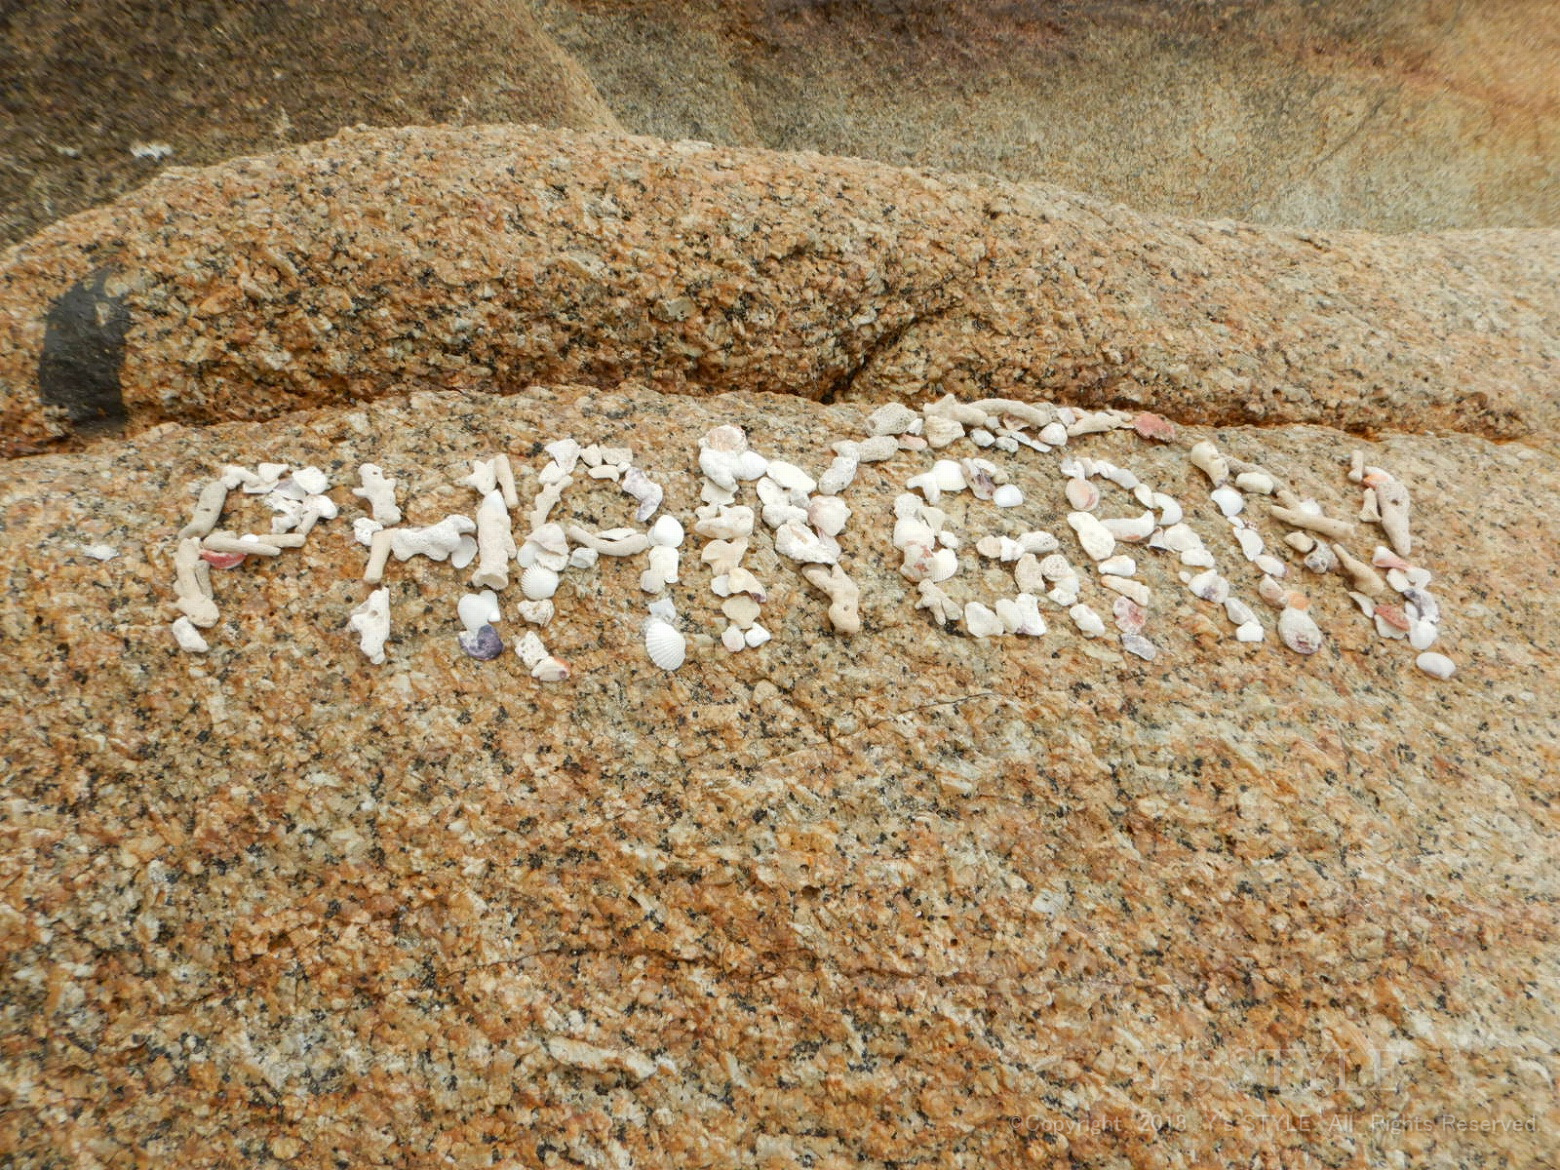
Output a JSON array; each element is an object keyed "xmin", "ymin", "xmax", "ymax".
[
  {"xmin": 1210, "ymin": 486, "xmax": 1245, "ymax": 517},
  {"xmin": 1065, "ymin": 477, "xmax": 1099, "ymax": 512},
  {"xmin": 867, "ymin": 402, "xmax": 918, "ymax": 436},
  {"xmin": 1012, "ymin": 594, "xmax": 1048, "ymax": 636},
  {"xmin": 621, "ymin": 467, "xmax": 664, "ymax": 522},
  {"xmin": 1100, "ymin": 512, "xmax": 1157, "ymax": 542},
  {"xmin": 853, "ymin": 435, "xmax": 899, "ymax": 462},
  {"xmin": 1158, "ymin": 524, "xmax": 1201, "ymax": 554},
  {"xmin": 348, "ymin": 588, "xmax": 391, "ymax": 664},
  {"xmin": 762, "ymin": 501, "xmax": 809, "ymax": 530},
  {"xmin": 961, "ymin": 459, "xmax": 998, "ymax": 500},
  {"xmin": 701, "ymin": 479, "xmax": 737, "ymax": 506},
  {"xmin": 1039, "ymin": 422, "xmax": 1069, "ymax": 447},
  {"xmin": 1257, "ymin": 575, "xmax": 1289, "ymax": 608},
  {"xmin": 928, "ymin": 547, "xmax": 960, "ymax": 583},
  {"xmin": 1112, "ymin": 595, "xmax": 1146, "ymax": 634},
  {"xmin": 200, "ymin": 549, "xmax": 247, "ymax": 569},
  {"xmin": 1121, "ymin": 633, "xmax": 1158, "ymax": 661},
  {"xmin": 1014, "ymin": 554, "xmax": 1047, "ymax": 594},
  {"xmin": 458, "ymin": 624, "xmax": 504, "ymax": 661},
  {"xmin": 1068, "ymin": 512, "xmax": 1116, "ymax": 561},
  {"xmin": 1038, "ymin": 553, "xmax": 1074, "ymax": 581},
  {"xmin": 744, "ymin": 624, "xmax": 772, "ymax": 648},
  {"xmin": 567, "ymin": 547, "xmax": 598, "ymax": 572},
  {"xmin": 522, "ymin": 564, "xmax": 560, "ymax": 600},
  {"xmin": 775, "ymin": 520, "xmax": 838, "ymax": 564},
  {"xmin": 1187, "ymin": 570, "xmax": 1230, "ymax": 604},
  {"xmin": 1102, "ymin": 465, "xmax": 1140, "ymax": 491},
  {"xmin": 1234, "ymin": 471, "xmax": 1275, "ymax": 495},
  {"xmin": 1102, "ymin": 574, "xmax": 1150, "ymax": 606},
  {"xmin": 932, "ymin": 460, "xmax": 967, "ymax": 493},
  {"xmin": 1283, "ymin": 531, "xmax": 1315, "ymax": 553},
  {"xmin": 171, "ymin": 616, "xmax": 210, "ymax": 654},
  {"xmin": 1346, "ymin": 591, "xmax": 1376, "ymax": 617},
  {"xmin": 714, "ymin": 567, "xmax": 767, "ymax": 600},
  {"xmin": 809, "ymin": 495, "xmax": 851, "ymax": 537},
  {"xmin": 964, "ymin": 602, "xmax": 1006, "ymax": 638},
  {"xmin": 460, "ymin": 459, "xmax": 499, "ymax": 496},
  {"xmin": 1253, "ymin": 554, "xmax": 1288, "ymax": 578},
  {"xmin": 969, "ymin": 427, "xmax": 996, "ymax": 447},
  {"xmin": 1365, "ymin": 473, "xmax": 1412, "ymax": 557},
  {"xmin": 1270, "ymin": 506, "xmax": 1354, "ymax": 541},
  {"xmin": 700, "ymin": 538, "xmax": 748, "ymax": 576},
  {"xmin": 1098, "ymin": 555, "xmax": 1136, "ymax": 578},
  {"xmin": 1409, "ymin": 618, "xmax": 1438, "ymax": 651},
  {"xmin": 1049, "ymin": 577, "xmax": 1081, "ymax": 607},
  {"xmin": 925, "ymin": 416, "xmax": 967, "ymax": 447},
  {"xmin": 899, "ymin": 542, "xmax": 937, "ymax": 582},
  {"xmin": 648, "ymin": 515, "xmax": 685, "ymax": 547},
  {"xmin": 644, "ymin": 619, "xmax": 687, "ymax": 671},
  {"xmin": 1235, "ymin": 621, "xmax": 1264, "ymax": 643},
  {"xmin": 1374, "ymin": 603, "xmax": 1411, "ymax": 632},
  {"xmin": 1152, "ymin": 493, "xmax": 1184, "ymax": 527},
  {"xmin": 459, "ymin": 591, "xmax": 502, "ymax": 633},
  {"xmin": 765, "ymin": 460, "xmax": 817, "ymax": 495},
  {"xmin": 531, "ymin": 656, "xmax": 571, "ymax": 682},
  {"xmin": 518, "ymin": 599, "xmax": 554, "ymax": 626},
  {"xmin": 905, "ymin": 471, "xmax": 942, "ymax": 505},
  {"xmin": 1278, "ymin": 604, "xmax": 1324, "ymax": 654},
  {"xmin": 1180, "ymin": 547, "xmax": 1215, "ymax": 568},
  {"xmin": 721, "ymin": 594, "xmax": 761, "ymax": 629},
  {"xmin": 1304, "ymin": 544, "xmax": 1339, "ymax": 574},
  {"xmin": 545, "ymin": 438, "xmax": 582, "ymax": 475},
  {"xmin": 1019, "ymin": 530, "xmax": 1059, "ymax": 554},
  {"xmin": 1133, "ymin": 484, "xmax": 1157, "ymax": 509},
  {"xmin": 1132, "ymin": 412, "xmax": 1177, "ymax": 442},
  {"xmin": 1328, "ymin": 543, "xmax": 1383, "ymax": 593},
  {"xmin": 515, "ymin": 631, "xmax": 549, "ymax": 669},
  {"xmin": 693, "ymin": 506, "xmax": 755, "ymax": 541},
  {"xmin": 818, "ymin": 454, "xmax": 859, "ymax": 496},
  {"xmin": 1401, "ymin": 586, "xmax": 1440, "ymax": 625},
  {"xmin": 1235, "ymin": 527, "xmax": 1265, "ymax": 560},
  {"xmin": 1371, "ymin": 545, "xmax": 1411, "ymax": 571},
  {"xmin": 1069, "ymin": 603, "xmax": 1106, "ymax": 638},
  {"xmin": 721, "ymin": 625, "xmax": 747, "ymax": 652},
  {"xmin": 993, "ymin": 484, "xmax": 1024, "ymax": 509},
  {"xmin": 1415, "ymin": 651, "xmax": 1455, "ymax": 679},
  {"xmin": 1188, "ymin": 441, "xmax": 1229, "ymax": 486},
  {"xmin": 917, "ymin": 580, "xmax": 963, "ymax": 626},
  {"xmin": 1225, "ymin": 597, "xmax": 1258, "ymax": 626}
]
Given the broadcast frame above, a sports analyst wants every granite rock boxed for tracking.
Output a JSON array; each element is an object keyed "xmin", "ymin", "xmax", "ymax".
[
  {"xmin": 1, "ymin": 125, "xmax": 1557, "ymax": 458},
  {"xmin": 6, "ymin": 1, "xmax": 1559, "ymax": 242},
  {"xmin": 0, "ymin": 0, "xmax": 622, "ymax": 246},
  {"xmin": 1, "ymin": 379, "xmax": 1558, "ymax": 1167}
]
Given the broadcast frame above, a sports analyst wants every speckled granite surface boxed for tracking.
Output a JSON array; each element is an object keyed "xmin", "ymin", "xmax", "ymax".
[
  {"xmin": 1, "ymin": 126, "xmax": 1557, "ymax": 457},
  {"xmin": 2, "ymin": 382, "xmax": 1557, "ymax": 1166}
]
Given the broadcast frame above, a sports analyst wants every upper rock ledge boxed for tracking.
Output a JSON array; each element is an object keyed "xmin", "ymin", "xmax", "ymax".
[{"xmin": 1, "ymin": 124, "xmax": 1556, "ymax": 455}]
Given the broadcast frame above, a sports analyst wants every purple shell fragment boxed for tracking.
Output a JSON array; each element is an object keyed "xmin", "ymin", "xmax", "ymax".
[{"xmin": 458, "ymin": 623, "xmax": 504, "ymax": 661}]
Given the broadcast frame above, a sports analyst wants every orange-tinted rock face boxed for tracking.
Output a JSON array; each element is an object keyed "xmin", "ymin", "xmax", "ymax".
[
  {"xmin": 2, "ymin": 380, "xmax": 1558, "ymax": 1168},
  {"xmin": 2, "ymin": 125, "xmax": 1556, "ymax": 457}
]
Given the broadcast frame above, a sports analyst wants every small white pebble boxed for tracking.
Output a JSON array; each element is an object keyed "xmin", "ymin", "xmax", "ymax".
[
  {"xmin": 992, "ymin": 484, "xmax": 1024, "ymax": 508},
  {"xmin": 1235, "ymin": 620, "xmax": 1264, "ymax": 643},
  {"xmin": 171, "ymin": 616, "xmax": 209, "ymax": 653},
  {"xmin": 1210, "ymin": 486, "xmax": 1245, "ymax": 517},
  {"xmin": 1415, "ymin": 651, "xmax": 1455, "ymax": 679},
  {"xmin": 744, "ymin": 624, "xmax": 772, "ymax": 648}
]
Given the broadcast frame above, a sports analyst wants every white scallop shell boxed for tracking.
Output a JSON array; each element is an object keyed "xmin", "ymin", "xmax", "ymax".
[
  {"xmin": 521, "ymin": 563, "xmax": 560, "ymax": 600},
  {"xmin": 644, "ymin": 619, "xmax": 687, "ymax": 671}
]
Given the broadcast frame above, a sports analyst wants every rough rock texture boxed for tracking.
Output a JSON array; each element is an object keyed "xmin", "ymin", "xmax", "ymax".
[
  {"xmin": 1, "ymin": 380, "xmax": 1558, "ymax": 1167},
  {"xmin": 1, "ymin": 125, "xmax": 1557, "ymax": 459},
  {"xmin": 534, "ymin": 0, "xmax": 1560, "ymax": 232},
  {"xmin": 0, "ymin": 0, "xmax": 622, "ymax": 245},
  {"xmin": 5, "ymin": 0, "xmax": 1558, "ymax": 245}
]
